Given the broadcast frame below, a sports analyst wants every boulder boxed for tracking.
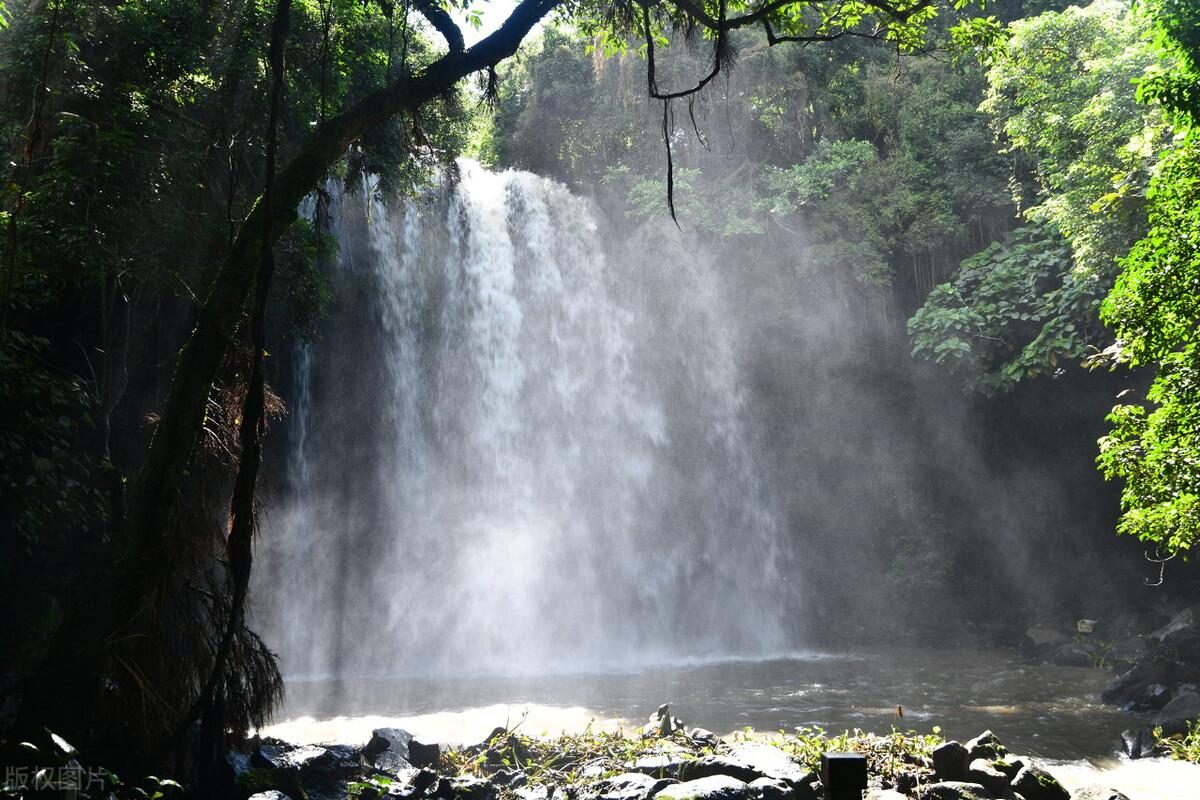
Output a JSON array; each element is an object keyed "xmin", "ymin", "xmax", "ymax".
[
  {"xmin": 1151, "ymin": 604, "xmax": 1200, "ymax": 640},
  {"xmin": 515, "ymin": 786, "xmax": 553, "ymax": 800},
  {"xmin": 915, "ymin": 782, "xmax": 991, "ymax": 800},
  {"xmin": 930, "ymin": 741, "xmax": 969, "ymax": 782},
  {"xmin": 1118, "ymin": 728, "xmax": 1157, "ymax": 760},
  {"xmin": 1011, "ymin": 765, "xmax": 1070, "ymax": 800},
  {"xmin": 253, "ymin": 743, "xmax": 332, "ymax": 771},
  {"xmin": 1107, "ymin": 637, "xmax": 1153, "ymax": 667},
  {"xmin": 685, "ymin": 743, "xmax": 810, "ymax": 788},
  {"xmin": 746, "ymin": 778, "xmax": 793, "ymax": 800},
  {"xmin": 964, "ymin": 731, "xmax": 1006, "ymax": 761},
  {"xmin": 1049, "ymin": 643, "xmax": 1096, "ymax": 668},
  {"xmin": 995, "ymin": 757, "xmax": 1026, "ymax": 781},
  {"xmin": 585, "ymin": 772, "xmax": 674, "ymax": 800},
  {"xmin": 865, "ymin": 792, "xmax": 907, "ymax": 800},
  {"xmin": 1069, "ymin": 789, "xmax": 1131, "ymax": 800},
  {"xmin": 688, "ymin": 728, "xmax": 721, "ymax": 747},
  {"xmin": 643, "ymin": 704, "xmax": 685, "ymax": 738},
  {"xmin": 1100, "ymin": 653, "xmax": 1200, "ymax": 710},
  {"xmin": 630, "ymin": 753, "xmax": 693, "ymax": 779},
  {"xmin": 655, "ymin": 776, "xmax": 748, "ymax": 800},
  {"xmin": 1161, "ymin": 624, "xmax": 1200, "ymax": 662},
  {"xmin": 1022, "ymin": 628, "xmax": 1070, "ymax": 655},
  {"xmin": 366, "ymin": 729, "xmax": 414, "ymax": 760},
  {"xmin": 432, "ymin": 777, "xmax": 497, "ymax": 800},
  {"xmin": 408, "ymin": 740, "xmax": 441, "ymax": 769},
  {"xmin": 247, "ymin": 792, "xmax": 293, "ymax": 800},
  {"xmin": 965, "ymin": 758, "xmax": 1010, "ymax": 797},
  {"xmin": 1153, "ymin": 690, "xmax": 1200, "ymax": 737},
  {"xmin": 1110, "ymin": 609, "xmax": 1168, "ymax": 640}
]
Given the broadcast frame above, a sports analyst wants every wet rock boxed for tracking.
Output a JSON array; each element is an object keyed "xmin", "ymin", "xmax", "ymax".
[
  {"xmin": 1011, "ymin": 765, "xmax": 1069, "ymax": 800},
  {"xmin": 1107, "ymin": 637, "xmax": 1153, "ymax": 668},
  {"xmin": 367, "ymin": 729, "xmax": 415, "ymax": 760},
  {"xmin": 965, "ymin": 731, "xmax": 1006, "ymax": 762},
  {"xmin": 655, "ymin": 776, "xmax": 747, "ymax": 800},
  {"xmin": 490, "ymin": 770, "xmax": 527, "ymax": 788},
  {"xmin": 1049, "ymin": 642, "xmax": 1096, "ymax": 668},
  {"xmin": 930, "ymin": 741, "xmax": 969, "ymax": 782},
  {"xmin": 1151, "ymin": 604, "xmax": 1200, "ymax": 640},
  {"xmin": 583, "ymin": 772, "xmax": 674, "ymax": 800},
  {"xmin": 254, "ymin": 743, "xmax": 335, "ymax": 771},
  {"xmin": 966, "ymin": 758, "xmax": 1010, "ymax": 797},
  {"xmin": 1153, "ymin": 690, "xmax": 1200, "ymax": 737},
  {"xmin": 408, "ymin": 740, "xmax": 441, "ymax": 769},
  {"xmin": 515, "ymin": 786, "xmax": 553, "ymax": 800},
  {"xmin": 1118, "ymin": 727, "xmax": 1157, "ymax": 760},
  {"xmin": 915, "ymin": 782, "xmax": 991, "ymax": 800},
  {"xmin": 1069, "ymin": 789, "xmax": 1131, "ymax": 800},
  {"xmin": 432, "ymin": 776, "xmax": 497, "ymax": 800},
  {"xmin": 747, "ymin": 777, "xmax": 793, "ymax": 800},
  {"xmin": 688, "ymin": 728, "xmax": 720, "ymax": 747},
  {"xmin": 1110, "ymin": 609, "xmax": 1168, "ymax": 640},
  {"xmin": 630, "ymin": 753, "xmax": 693, "ymax": 779},
  {"xmin": 247, "ymin": 792, "xmax": 293, "ymax": 800},
  {"xmin": 865, "ymin": 792, "xmax": 906, "ymax": 800},
  {"xmin": 375, "ymin": 751, "xmax": 415, "ymax": 774},
  {"xmin": 1022, "ymin": 627, "xmax": 1070, "ymax": 655},
  {"xmin": 995, "ymin": 757, "xmax": 1026, "ymax": 781},
  {"xmin": 643, "ymin": 704, "xmax": 685, "ymax": 738},
  {"xmin": 685, "ymin": 743, "xmax": 810, "ymax": 788},
  {"xmin": 1100, "ymin": 654, "xmax": 1200, "ymax": 710}
]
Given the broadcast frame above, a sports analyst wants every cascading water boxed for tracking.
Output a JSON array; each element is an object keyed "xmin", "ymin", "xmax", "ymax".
[{"xmin": 256, "ymin": 160, "xmax": 797, "ymax": 679}]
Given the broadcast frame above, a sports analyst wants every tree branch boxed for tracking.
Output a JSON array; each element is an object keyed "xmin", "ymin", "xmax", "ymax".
[{"xmin": 414, "ymin": 0, "xmax": 465, "ymax": 54}]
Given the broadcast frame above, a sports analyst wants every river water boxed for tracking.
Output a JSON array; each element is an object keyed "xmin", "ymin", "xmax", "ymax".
[{"xmin": 261, "ymin": 648, "xmax": 1200, "ymax": 799}]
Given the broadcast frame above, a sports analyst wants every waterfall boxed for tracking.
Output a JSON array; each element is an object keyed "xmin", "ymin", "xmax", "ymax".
[{"xmin": 256, "ymin": 160, "xmax": 797, "ymax": 679}]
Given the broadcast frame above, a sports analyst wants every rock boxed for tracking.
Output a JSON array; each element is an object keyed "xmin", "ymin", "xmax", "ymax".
[
  {"xmin": 1049, "ymin": 642, "xmax": 1096, "ymax": 668},
  {"xmin": 1152, "ymin": 604, "xmax": 1200, "ymax": 640},
  {"xmin": 630, "ymin": 753, "xmax": 693, "ymax": 779},
  {"xmin": 930, "ymin": 741, "xmax": 969, "ymax": 782},
  {"xmin": 656, "ymin": 776, "xmax": 748, "ymax": 800},
  {"xmin": 1161, "ymin": 624, "xmax": 1200, "ymax": 662},
  {"xmin": 367, "ymin": 729, "xmax": 415, "ymax": 760},
  {"xmin": 688, "ymin": 728, "xmax": 720, "ymax": 747},
  {"xmin": 253, "ymin": 743, "xmax": 334, "ymax": 771},
  {"xmin": 747, "ymin": 778, "xmax": 793, "ymax": 800},
  {"xmin": 1022, "ymin": 627, "xmax": 1070, "ymax": 655},
  {"xmin": 915, "ymin": 782, "xmax": 991, "ymax": 800},
  {"xmin": 865, "ymin": 791, "xmax": 907, "ymax": 800},
  {"xmin": 1153, "ymin": 690, "xmax": 1200, "ymax": 737},
  {"xmin": 408, "ymin": 740, "xmax": 441, "ymax": 769},
  {"xmin": 965, "ymin": 731, "xmax": 1006, "ymax": 761},
  {"xmin": 1069, "ymin": 789, "xmax": 1131, "ymax": 800},
  {"xmin": 490, "ymin": 770, "xmax": 527, "ymax": 788},
  {"xmin": 432, "ymin": 777, "xmax": 497, "ymax": 800},
  {"xmin": 966, "ymin": 758, "xmax": 1010, "ymax": 797},
  {"xmin": 643, "ymin": 705, "xmax": 685, "ymax": 738},
  {"xmin": 585, "ymin": 772, "xmax": 674, "ymax": 800},
  {"xmin": 995, "ymin": 757, "xmax": 1026, "ymax": 781},
  {"xmin": 1111, "ymin": 609, "xmax": 1168, "ymax": 640},
  {"xmin": 685, "ymin": 743, "xmax": 810, "ymax": 788},
  {"xmin": 515, "ymin": 786, "xmax": 553, "ymax": 800},
  {"xmin": 375, "ymin": 751, "xmax": 415, "ymax": 774},
  {"xmin": 1100, "ymin": 653, "xmax": 1200, "ymax": 710},
  {"xmin": 247, "ymin": 792, "xmax": 293, "ymax": 800},
  {"xmin": 1012, "ymin": 765, "xmax": 1069, "ymax": 800},
  {"xmin": 1077, "ymin": 619, "xmax": 1099, "ymax": 635},
  {"xmin": 1107, "ymin": 636, "xmax": 1153, "ymax": 667},
  {"xmin": 1118, "ymin": 727, "xmax": 1157, "ymax": 759}
]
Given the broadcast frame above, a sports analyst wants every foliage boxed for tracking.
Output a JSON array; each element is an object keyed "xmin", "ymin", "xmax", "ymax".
[
  {"xmin": 1158, "ymin": 721, "xmax": 1200, "ymax": 763},
  {"xmin": 1095, "ymin": 0, "xmax": 1200, "ymax": 555},
  {"xmin": 911, "ymin": 0, "xmax": 1172, "ymax": 391},
  {"xmin": 908, "ymin": 224, "xmax": 1089, "ymax": 393}
]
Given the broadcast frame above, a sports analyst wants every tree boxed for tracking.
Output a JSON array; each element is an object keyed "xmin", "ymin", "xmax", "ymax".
[
  {"xmin": 1097, "ymin": 0, "xmax": 1200, "ymax": 557},
  {"xmin": 1, "ymin": 0, "xmax": 985, "ymax": 767}
]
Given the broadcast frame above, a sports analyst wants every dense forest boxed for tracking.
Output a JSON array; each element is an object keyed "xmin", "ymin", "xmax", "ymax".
[{"xmin": 2, "ymin": 0, "xmax": 1200, "ymax": 793}]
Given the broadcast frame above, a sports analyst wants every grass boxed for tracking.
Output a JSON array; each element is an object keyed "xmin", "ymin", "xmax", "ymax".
[{"xmin": 1157, "ymin": 722, "xmax": 1200, "ymax": 763}]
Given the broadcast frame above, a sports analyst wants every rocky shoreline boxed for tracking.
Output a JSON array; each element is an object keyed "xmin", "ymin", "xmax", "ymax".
[
  {"xmin": 1018, "ymin": 604, "xmax": 1200, "ymax": 758},
  {"xmin": 225, "ymin": 707, "xmax": 1132, "ymax": 800}
]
